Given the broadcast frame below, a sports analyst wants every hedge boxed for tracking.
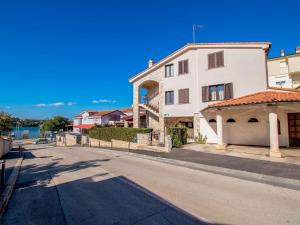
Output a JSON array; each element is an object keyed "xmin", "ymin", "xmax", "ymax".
[
  {"xmin": 167, "ymin": 127, "xmax": 188, "ymax": 147},
  {"xmin": 88, "ymin": 127, "xmax": 152, "ymax": 143}
]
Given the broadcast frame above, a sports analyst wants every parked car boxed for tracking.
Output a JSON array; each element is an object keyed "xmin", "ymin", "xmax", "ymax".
[{"xmin": 33, "ymin": 138, "xmax": 49, "ymax": 145}]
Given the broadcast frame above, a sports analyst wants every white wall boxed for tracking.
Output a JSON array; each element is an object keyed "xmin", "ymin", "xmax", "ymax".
[{"xmin": 81, "ymin": 112, "xmax": 102, "ymax": 125}]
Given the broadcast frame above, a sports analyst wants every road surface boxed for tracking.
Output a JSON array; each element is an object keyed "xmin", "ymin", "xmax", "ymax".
[{"xmin": 1, "ymin": 145, "xmax": 300, "ymax": 225}]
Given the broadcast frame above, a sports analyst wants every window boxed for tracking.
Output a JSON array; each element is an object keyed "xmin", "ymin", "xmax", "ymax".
[
  {"xmin": 248, "ymin": 118, "xmax": 259, "ymax": 123},
  {"xmin": 209, "ymin": 119, "xmax": 216, "ymax": 123},
  {"xmin": 179, "ymin": 121, "xmax": 193, "ymax": 128},
  {"xmin": 165, "ymin": 64, "xmax": 174, "ymax": 77},
  {"xmin": 280, "ymin": 61, "xmax": 287, "ymax": 68},
  {"xmin": 165, "ymin": 91, "xmax": 174, "ymax": 105},
  {"xmin": 202, "ymin": 83, "xmax": 233, "ymax": 102},
  {"xmin": 275, "ymin": 81, "xmax": 286, "ymax": 87},
  {"xmin": 178, "ymin": 88, "xmax": 189, "ymax": 104},
  {"xmin": 178, "ymin": 60, "xmax": 189, "ymax": 75},
  {"xmin": 208, "ymin": 51, "xmax": 224, "ymax": 69},
  {"xmin": 226, "ymin": 118, "xmax": 236, "ymax": 123}
]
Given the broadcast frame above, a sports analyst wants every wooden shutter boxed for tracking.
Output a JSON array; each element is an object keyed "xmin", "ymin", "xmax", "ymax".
[
  {"xmin": 184, "ymin": 60, "xmax": 189, "ymax": 73},
  {"xmin": 179, "ymin": 89, "xmax": 189, "ymax": 104},
  {"xmin": 224, "ymin": 83, "xmax": 233, "ymax": 99},
  {"xmin": 216, "ymin": 51, "xmax": 224, "ymax": 67},
  {"xmin": 202, "ymin": 86, "xmax": 210, "ymax": 102},
  {"xmin": 178, "ymin": 61, "xmax": 183, "ymax": 74},
  {"xmin": 208, "ymin": 53, "xmax": 215, "ymax": 69}
]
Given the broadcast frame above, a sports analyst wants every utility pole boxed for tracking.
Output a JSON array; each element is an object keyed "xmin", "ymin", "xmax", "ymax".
[{"xmin": 192, "ymin": 24, "xmax": 204, "ymax": 43}]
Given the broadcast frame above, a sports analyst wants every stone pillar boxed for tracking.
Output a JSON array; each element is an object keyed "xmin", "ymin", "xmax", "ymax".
[
  {"xmin": 133, "ymin": 83, "xmax": 140, "ymax": 128},
  {"xmin": 193, "ymin": 113, "xmax": 200, "ymax": 139},
  {"xmin": 158, "ymin": 81, "xmax": 165, "ymax": 144},
  {"xmin": 269, "ymin": 110, "xmax": 282, "ymax": 157},
  {"xmin": 124, "ymin": 120, "xmax": 129, "ymax": 128},
  {"xmin": 216, "ymin": 112, "xmax": 226, "ymax": 150}
]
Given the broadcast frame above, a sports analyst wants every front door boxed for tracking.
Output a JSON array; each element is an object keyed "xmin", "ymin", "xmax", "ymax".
[{"xmin": 288, "ymin": 113, "xmax": 300, "ymax": 147}]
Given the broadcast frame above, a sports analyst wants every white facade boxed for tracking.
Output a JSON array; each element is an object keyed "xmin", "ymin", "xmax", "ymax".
[
  {"xmin": 73, "ymin": 110, "xmax": 125, "ymax": 134},
  {"xmin": 130, "ymin": 43, "xmax": 271, "ymax": 144}
]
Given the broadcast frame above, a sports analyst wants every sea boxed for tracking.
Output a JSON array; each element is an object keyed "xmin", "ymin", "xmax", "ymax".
[{"xmin": 12, "ymin": 126, "xmax": 41, "ymax": 139}]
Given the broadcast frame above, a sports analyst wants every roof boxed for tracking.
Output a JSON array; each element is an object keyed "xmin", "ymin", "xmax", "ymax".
[
  {"xmin": 129, "ymin": 42, "xmax": 271, "ymax": 83},
  {"xmin": 119, "ymin": 107, "xmax": 133, "ymax": 113},
  {"xmin": 73, "ymin": 124, "xmax": 95, "ymax": 129},
  {"xmin": 206, "ymin": 89, "xmax": 300, "ymax": 109},
  {"xmin": 75, "ymin": 110, "xmax": 125, "ymax": 118},
  {"xmin": 268, "ymin": 52, "xmax": 300, "ymax": 61}
]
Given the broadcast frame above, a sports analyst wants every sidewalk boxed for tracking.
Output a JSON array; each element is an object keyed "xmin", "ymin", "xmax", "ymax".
[
  {"xmin": 104, "ymin": 147, "xmax": 300, "ymax": 180},
  {"xmin": 1, "ymin": 149, "xmax": 22, "ymax": 191}
]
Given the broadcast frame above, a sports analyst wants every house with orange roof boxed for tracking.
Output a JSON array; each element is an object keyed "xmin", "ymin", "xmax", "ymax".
[
  {"xmin": 129, "ymin": 42, "xmax": 271, "ymax": 145},
  {"xmin": 73, "ymin": 110, "xmax": 126, "ymax": 133},
  {"xmin": 129, "ymin": 42, "xmax": 300, "ymax": 157}
]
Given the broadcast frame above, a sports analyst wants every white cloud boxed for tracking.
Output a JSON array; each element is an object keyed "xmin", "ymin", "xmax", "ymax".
[
  {"xmin": 92, "ymin": 99, "xmax": 117, "ymax": 104},
  {"xmin": 49, "ymin": 102, "xmax": 64, "ymax": 107},
  {"xmin": 67, "ymin": 102, "xmax": 77, "ymax": 106},
  {"xmin": 33, "ymin": 103, "xmax": 47, "ymax": 107}
]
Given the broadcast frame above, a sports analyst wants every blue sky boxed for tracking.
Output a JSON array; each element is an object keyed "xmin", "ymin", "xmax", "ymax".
[{"xmin": 0, "ymin": 0, "xmax": 299, "ymax": 119}]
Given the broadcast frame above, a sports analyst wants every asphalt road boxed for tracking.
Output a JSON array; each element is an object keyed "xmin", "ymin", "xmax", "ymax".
[{"xmin": 1, "ymin": 145, "xmax": 300, "ymax": 225}]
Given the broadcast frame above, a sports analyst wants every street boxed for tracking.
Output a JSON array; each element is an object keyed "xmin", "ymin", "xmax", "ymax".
[{"xmin": 1, "ymin": 145, "xmax": 300, "ymax": 225}]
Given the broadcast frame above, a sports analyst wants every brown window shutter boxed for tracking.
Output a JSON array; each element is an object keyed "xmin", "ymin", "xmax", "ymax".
[
  {"xmin": 202, "ymin": 86, "xmax": 210, "ymax": 102},
  {"xmin": 224, "ymin": 83, "xmax": 233, "ymax": 99},
  {"xmin": 178, "ymin": 61, "xmax": 183, "ymax": 74},
  {"xmin": 216, "ymin": 51, "xmax": 224, "ymax": 67},
  {"xmin": 185, "ymin": 88, "xmax": 189, "ymax": 103},
  {"xmin": 208, "ymin": 54, "xmax": 215, "ymax": 69},
  {"xmin": 178, "ymin": 89, "xmax": 183, "ymax": 104},
  {"xmin": 184, "ymin": 60, "xmax": 189, "ymax": 73}
]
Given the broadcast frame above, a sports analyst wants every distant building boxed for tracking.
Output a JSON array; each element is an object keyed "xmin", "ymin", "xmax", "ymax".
[
  {"xmin": 73, "ymin": 110, "xmax": 126, "ymax": 134},
  {"xmin": 268, "ymin": 47, "xmax": 300, "ymax": 88}
]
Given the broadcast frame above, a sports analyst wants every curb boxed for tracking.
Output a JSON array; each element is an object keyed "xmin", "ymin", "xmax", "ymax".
[
  {"xmin": 83, "ymin": 147, "xmax": 300, "ymax": 191},
  {"xmin": 0, "ymin": 154, "xmax": 24, "ymax": 217}
]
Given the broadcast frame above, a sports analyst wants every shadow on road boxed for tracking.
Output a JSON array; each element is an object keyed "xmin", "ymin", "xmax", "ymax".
[{"xmin": 1, "ymin": 150, "xmax": 228, "ymax": 225}]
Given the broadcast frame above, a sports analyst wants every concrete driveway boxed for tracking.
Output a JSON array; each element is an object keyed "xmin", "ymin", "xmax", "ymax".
[{"xmin": 1, "ymin": 146, "xmax": 300, "ymax": 225}]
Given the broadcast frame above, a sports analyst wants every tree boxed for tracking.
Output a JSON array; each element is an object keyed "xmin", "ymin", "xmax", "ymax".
[
  {"xmin": 0, "ymin": 112, "xmax": 13, "ymax": 135},
  {"xmin": 40, "ymin": 116, "xmax": 70, "ymax": 132}
]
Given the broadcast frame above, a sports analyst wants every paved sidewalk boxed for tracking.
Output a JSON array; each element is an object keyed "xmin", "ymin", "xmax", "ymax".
[
  {"xmin": 106, "ymin": 147, "xmax": 300, "ymax": 180},
  {"xmin": 1, "ymin": 149, "xmax": 22, "ymax": 191}
]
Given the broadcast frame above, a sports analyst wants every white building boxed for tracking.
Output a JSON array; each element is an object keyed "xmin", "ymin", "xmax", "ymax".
[
  {"xmin": 73, "ymin": 110, "xmax": 125, "ymax": 133},
  {"xmin": 268, "ymin": 47, "xmax": 300, "ymax": 88},
  {"xmin": 129, "ymin": 42, "xmax": 271, "ymax": 143}
]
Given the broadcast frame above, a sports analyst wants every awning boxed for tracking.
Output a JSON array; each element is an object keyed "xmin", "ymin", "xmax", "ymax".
[{"xmin": 73, "ymin": 124, "xmax": 95, "ymax": 129}]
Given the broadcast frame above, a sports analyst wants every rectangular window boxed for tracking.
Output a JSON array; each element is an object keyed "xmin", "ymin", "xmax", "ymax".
[
  {"xmin": 165, "ymin": 64, "xmax": 174, "ymax": 77},
  {"xmin": 178, "ymin": 88, "xmax": 189, "ymax": 104},
  {"xmin": 208, "ymin": 51, "xmax": 224, "ymax": 69},
  {"xmin": 202, "ymin": 83, "xmax": 233, "ymax": 102},
  {"xmin": 165, "ymin": 91, "xmax": 174, "ymax": 105},
  {"xmin": 178, "ymin": 60, "xmax": 189, "ymax": 75}
]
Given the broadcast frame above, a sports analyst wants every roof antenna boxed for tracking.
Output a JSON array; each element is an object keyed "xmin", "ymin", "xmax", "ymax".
[{"xmin": 193, "ymin": 24, "xmax": 204, "ymax": 43}]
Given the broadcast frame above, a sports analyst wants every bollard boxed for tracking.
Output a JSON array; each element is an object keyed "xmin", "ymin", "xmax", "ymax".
[
  {"xmin": 19, "ymin": 145, "xmax": 21, "ymax": 157},
  {"xmin": 1, "ymin": 160, "xmax": 5, "ymax": 190}
]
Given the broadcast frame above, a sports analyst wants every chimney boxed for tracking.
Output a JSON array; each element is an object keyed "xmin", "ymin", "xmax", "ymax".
[
  {"xmin": 296, "ymin": 46, "xmax": 300, "ymax": 54},
  {"xmin": 148, "ymin": 59, "xmax": 154, "ymax": 68},
  {"xmin": 280, "ymin": 49, "xmax": 285, "ymax": 57}
]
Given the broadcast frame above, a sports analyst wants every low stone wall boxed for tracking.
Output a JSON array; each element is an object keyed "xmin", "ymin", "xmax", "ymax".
[
  {"xmin": 0, "ymin": 137, "xmax": 12, "ymax": 158},
  {"xmin": 81, "ymin": 135, "xmax": 89, "ymax": 145},
  {"xmin": 56, "ymin": 134, "xmax": 66, "ymax": 146},
  {"xmin": 137, "ymin": 133, "xmax": 151, "ymax": 145},
  {"xmin": 89, "ymin": 138, "xmax": 138, "ymax": 150}
]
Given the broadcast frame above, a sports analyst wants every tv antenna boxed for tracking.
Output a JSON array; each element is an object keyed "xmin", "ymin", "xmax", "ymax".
[{"xmin": 193, "ymin": 24, "xmax": 204, "ymax": 43}]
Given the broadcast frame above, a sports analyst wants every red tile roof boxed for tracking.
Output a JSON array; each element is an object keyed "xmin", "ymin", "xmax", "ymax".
[
  {"xmin": 208, "ymin": 90, "xmax": 300, "ymax": 108},
  {"xmin": 73, "ymin": 124, "xmax": 94, "ymax": 129}
]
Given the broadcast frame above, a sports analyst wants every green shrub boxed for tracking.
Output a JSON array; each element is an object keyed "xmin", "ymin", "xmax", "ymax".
[
  {"xmin": 167, "ymin": 127, "xmax": 188, "ymax": 147},
  {"xmin": 195, "ymin": 133, "xmax": 207, "ymax": 144},
  {"xmin": 88, "ymin": 127, "xmax": 152, "ymax": 143}
]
